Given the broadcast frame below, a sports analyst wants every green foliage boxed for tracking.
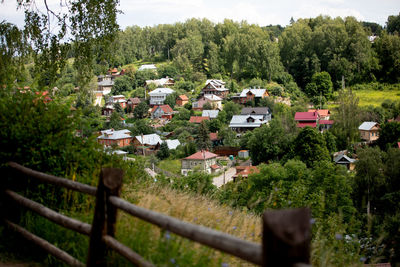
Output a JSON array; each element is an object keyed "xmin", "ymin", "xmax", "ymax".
[
  {"xmin": 197, "ymin": 122, "xmax": 211, "ymax": 150},
  {"xmin": 133, "ymin": 101, "xmax": 149, "ymax": 119},
  {"xmin": 173, "ymin": 172, "xmax": 215, "ymax": 195},
  {"xmin": 374, "ymin": 32, "xmax": 400, "ymax": 83},
  {"xmin": 376, "ymin": 122, "xmax": 400, "ymax": 150},
  {"xmin": 112, "ymin": 75, "xmax": 134, "ymax": 94},
  {"xmin": 221, "ymin": 101, "xmax": 241, "ymax": 123},
  {"xmin": 157, "ymin": 142, "xmax": 170, "ymax": 160},
  {"xmin": 292, "ymin": 127, "xmax": 330, "ymax": 167},
  {"xmin": 164, "ymin": 92, "xmax": 178, "ymax": 109},
  {"xmin": 386, "ymin": 13, "xmax": 400, "ymax": 34}
]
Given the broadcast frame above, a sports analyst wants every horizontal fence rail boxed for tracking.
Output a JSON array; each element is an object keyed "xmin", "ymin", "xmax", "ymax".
[
  {"xmin": 4, "ymin": 189, "xmax": 92, "ymax": 236},
  {"xmin": 2, "ymin": 161, "xmax": 312, "ymax": 266},
  {"xmin": 8, "ymin": 162, "xmax": 97, "ymax": 196},
  {"xmin": 3, "ymin": 219, "xmax": 85, "ymax": 267},
  {"xmin": 109, "ymin": 196, "xmax": 263, "ymax": 265}
]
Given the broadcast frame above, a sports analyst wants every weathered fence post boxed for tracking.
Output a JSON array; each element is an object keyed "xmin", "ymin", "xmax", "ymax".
[
  {"xmin": 262, "ymin": 208, "xmax": 311, "ymax": 267},
  {"xmin": 87, "ymin": 168, "xmax": 124, "ymax": 267}
]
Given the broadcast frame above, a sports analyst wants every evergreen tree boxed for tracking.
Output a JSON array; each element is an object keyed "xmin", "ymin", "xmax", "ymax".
[{"xmin": 197, "ymin": 121, "xmax": 211, "ymax": 150}]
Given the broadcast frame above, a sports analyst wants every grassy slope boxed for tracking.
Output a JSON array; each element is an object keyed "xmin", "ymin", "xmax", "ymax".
[
  {"xmin": 354, "ymin": 89, "xmax": 400, "ymax": 106},
  {"xmin": 157, "ymin": 159, "xmax": 181, "ymax": 175}
]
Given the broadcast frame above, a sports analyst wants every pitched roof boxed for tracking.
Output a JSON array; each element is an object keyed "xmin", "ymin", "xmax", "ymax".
[
  {"xmin": 98, "ymin": 129, "xmax": 132, "ymax": 140},
  {"xmin": 146, "ymin": 77, "xmax": 174, "ymax": 86},
  {"xmin": 128, "ymin": 97, "xmax": 141, "ymax": 104},
  {"xmin": 294, "ymin": 112, "xmax": 319, "ymax": 121},
  {"xmin": 320, "ymin": 120, "xmax": 334, "ymax": 125},
  {"xmin": 164, "ymin": 139, "xmax": 181, "ymax": 150},
  {"xmin": 239, "ymin": 89, "xmax": 267, "ymax": 98},
  {"xmin": 151, "ymin": 105, "xmax": 173, "ymax": 114},
  {"xmin": 98, "ymin": 80, "xmax": 114, "ymax": 86},
  {"xmin": 209, "ymin": 132, "xmax": 219, "ymax": 141},
  {"xmin": 148, "ymin": 87, "xmax": 174, "ymax": 95},
  {"xmin": 204, "ymin": 94, "xmax": 222, "ymax": 101},
  {"xmin": 202, "ymin": 110, "xmax": 219, "ymax": 119},
  {"xmin": 229, "ymin": 115, "xmax": 268, "ymax": 128},
  {"xmin": 135, "ymin": 134, "xmax": 162, "ymax": 146},
  {"xmin": 359, "ymin": 122, "xmax": 379, "ymax": 131},
  {"xmin": 189, "ymin": 116, "xmax": 210, "ymax": 123},
  {"xmin": 241, "ymin": 107, "xmax": 271, "ymax": 115},
  {"xmin": 297, "ymin": 122, "xmax": 317, "ymax": 128},
  {"xmin": 308, "ymin": 109, "xmax": 330, "ymax": 117},
  {"xmin": 184, "ymin": 150, "xmax": 218, "ymax": 160},
  {"xmin": 334, "ymin": 153, "xmax": 356, "ymax": 164},
  {"xmin": 138, "ymin": 64, "xmax": 157, "ymax": 71},
  {"xmin": 178, "ymin": 95, "xmax": 188, "ymax": 101}
]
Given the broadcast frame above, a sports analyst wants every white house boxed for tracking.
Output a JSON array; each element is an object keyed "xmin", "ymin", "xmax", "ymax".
[
  {"xmin": 138, "ymin": 64, "xmax": 157, "ymax": 71},
  {"xmin": 181, "ymin": 150, "xmax": 218, "ymax": 176},
  {"xmin": 148, "ymin": 88, "xmax": 175, "ymax": 106}
]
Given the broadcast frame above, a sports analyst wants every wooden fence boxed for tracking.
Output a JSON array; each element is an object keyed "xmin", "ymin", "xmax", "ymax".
[{"xmin": 1, "ymin": 162, "xmax": 312, "ymax": 267}]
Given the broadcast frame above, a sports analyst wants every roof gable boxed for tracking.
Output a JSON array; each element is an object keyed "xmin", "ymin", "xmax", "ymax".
[
  {"xmin": 359, "ymin": 121, "xmax": 379, "ymax": 131},
  {"xmin": 184, "ymin": 150, "xmax": 218, "ymax": 160}
]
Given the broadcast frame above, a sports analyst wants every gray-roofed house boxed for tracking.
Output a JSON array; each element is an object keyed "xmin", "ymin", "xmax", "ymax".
[
  {"xmin": 133, "ymin": 133, "xmax": 162, "ymax": 150},
  {"xmin": 241, "ymin": 107, "xmax": 271, "ymax": 121},
  {"xmin": 202, "ymin": 110, "xmax": 220, "ymax": 119},
  {"xmin": 232, "ymin": 88, "xmax": 269, "ymax": 104},
  {"xmin": 229, "ymin": 115, "xmax": 269, "ymax": 132},
  {"xmin": 148, "ymin": 88, "xmax": 175, "ymax": 106},
  {"xmin": 97, "ymin": 129, "xmax": 132, "ymax": 147},
  {"xmin": 359, "ymin": 122, "xmax": 380, "ymax": 141},
  {"xmin": 97, "ymin": 79, "xmax": 114, "ymax": 95},
  {"xmin": 202, "ymin": 79, "xmax": 229, "ymax": 98},
  {"xmin": 164, "ymin": 139, "xmax": 181, "ymax": 150},
  {"xmin": 334, "ymin": 153, "xmax": 356, "ymax": 171},
  {"xmin": 146, "ymin": 77, "xmax": 174, "ymax": 88}
]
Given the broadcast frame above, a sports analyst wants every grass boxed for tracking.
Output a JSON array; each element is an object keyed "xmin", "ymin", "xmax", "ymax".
[
  {"xmin": 158, "ymin": 159, "xmax": 182, "ymax": 175},
  {"xmin": 354, "ymin": 89, "xmax": 400, "ymax": 107}
]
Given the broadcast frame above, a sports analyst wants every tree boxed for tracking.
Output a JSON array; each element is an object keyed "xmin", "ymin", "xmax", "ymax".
[
  {"xmin": 331, "ymin": 89, "xmax": 361, "ymax": 150},
  {"xmin": 133, "ymin": 101, "xmax": 149, "ymax": 119},
  {"xmin": 157, "ymin": 142, "xmax": 170, "ymax": 160},
  {"xmin": 376, "ymin": 122, "xmax": 400, "ymax": 150},
  {"xmin": 108, "ymin": 111, "xmax": 122, "ymax": 130},
  {"xmin": 375, "ymin": 33, "xmax": 400, "ymax": 83},
  {"xmin": 197, "ymin": 121, "xmax": 211, "ymax": 150},
  {"xmin": 222, "ymin": 101, "xmax": 241, "ymax": 122},
  {"xmin": 112, "ymin": 75, "xmax": 134, "ymax": 95},
  {"xmin": 1, "ymin": 0, "xmax": 120, "ymax": 87},
  {"xmin": 387, "ymin": 13, "xmax": 400, "ymax": 34},
  {"xmin": 292, "ymin": 127, "xmax": 330, "ymax": 167},
  {"xmin": 164, "ymin": 93, "xmax": 177, "ymax": 109},
  {"xmin": 305, "ymin": 71, "xmax": 333, "ymax": 100}
]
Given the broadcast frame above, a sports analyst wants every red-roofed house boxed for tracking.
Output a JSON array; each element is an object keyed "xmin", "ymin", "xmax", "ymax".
[
  {"xmin": 181, "ymin": 150, "xmax": 218, "ymax": 175},
  {"xmin": 209, "ymin": 132, "xmax": 223, "ymax": 146},
  {"xmin": 308, "ymin": 109, "xmax": 331, "ymax": 120},
  {"xmin": 233, "ymin": 166, "xmax": 259, "ymax": 181},
  {"xmin": 189, "ymin": 116, "xmax": 210, "ymax": 124},
  {"xmin": 151, "ymin": 105, "xmax": 174, "ymax": 120},
  {"xmin": 176, "ymin": 95, "xmax": 189, "ymax": 106},
  {"xmin": 294, "ymin": 112, "xmax": 319, "ymax": 128}
]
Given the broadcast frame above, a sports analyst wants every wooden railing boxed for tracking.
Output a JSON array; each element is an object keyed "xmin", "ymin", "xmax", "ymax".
[{"xmin": 1, "ymin": 162, "xmax": 312, "ymax": 266}]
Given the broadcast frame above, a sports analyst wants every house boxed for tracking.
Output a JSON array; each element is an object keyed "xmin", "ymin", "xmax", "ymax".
[
  {"xmin": 241, "ymin": 107, "xmax": 271, "ymax": 121},
  {"xmin": 319, "ymin": 120, "xmax": 334, "ymax": 131},
  {"xmin": 359, "ymin": 122, "xmax": 380, "ymax": 141},
  {"xmin": 176, "ymin": 95, "xmax": 189, "ymax": 107},
  {"xmin": 232, "ymin": 88, "xmax": 269, "ymax": 104},
  {"xmin": 112, "ymin": 95, "xmax": 127, "ymax": 108},
  {"xmin": 202, "ymin": 79, "xmax": 229, "ymax": 99},
  {"xmin": 308, "ymin": 109, "xmax": 331, "ymax": 120},
  {"xmin": 192, "ymin": 95, "xmax": 222, "ymax": 110},
  {"xmin": 181, "ymin": 150, "xmax": 218, "ymax": 176},
  {"xmin": 232, "ymin": 166, "xmax": 259, "ymax": 181},
  {"xmin": 229, "ymin": 115, "xmax": 269, "ymax": 132},
  {"xmin": 133, "ymin": 133, "xmax": 162, "ymax": 150},
  {"xmin": 97, "ymin": 78, "xmax": 114, "ymax": 95},
  {"xmin": 189, "ymin": 116, "xmax": 210, "ymax": 124},
  {"xmin": 334, "ymin": 153, "xmax": 356, "ymax": 171},
  {"xmin": 102, "ymin": 105, "xmax": 114, "ymax": 116},
  {"xmin": 97, "ymin": 129, "xmax": 132, "ymax": 147},
  {"xmin": 202, "ymin": 110, "xmax": 219, "ymax": 119},
  {"xmin": 138, "ymin": 64, "xmax": 157, "ymax": 71},
  {"xmin": 151, "ymin": 105, "xmax": 174, "ymax": 120},
  {"xmin": 163, "ymin": 139, "xmax": 181, "ymax": 150},
  {"xmin": 126, "ymin": 97, "xmax": 141, "ymax": 110},
  {"xmin": 148, "ymin": 88, "xmax": 175, "ymax": 106},
  {"xmin": 146, "ymin": 77, "xmax": 174, "ymax": 88},
  {"xmin": 294, "ymin": 112, "xmax": 319, "ymax": 128}
]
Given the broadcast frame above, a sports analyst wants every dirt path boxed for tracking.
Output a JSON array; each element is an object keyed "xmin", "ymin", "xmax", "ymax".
[{"xmin": 212, "ymin": 167, "xmax": 236, "ymax": 187}]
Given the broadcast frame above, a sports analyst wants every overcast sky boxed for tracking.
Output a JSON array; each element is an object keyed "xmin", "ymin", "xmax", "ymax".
[{"xmin": 1, "ymin": 0, "xmax": 399, "ymax": 29}]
